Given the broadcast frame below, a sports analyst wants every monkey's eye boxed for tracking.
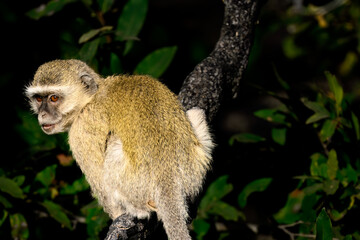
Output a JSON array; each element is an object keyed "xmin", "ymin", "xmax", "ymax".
[
  {"xmin": 50, "ymin": 95, "xmax": 59, "ymax": 102},
  {"xmin": 35, "ymin": 96, "xmax": 42, "ymax": 103}
]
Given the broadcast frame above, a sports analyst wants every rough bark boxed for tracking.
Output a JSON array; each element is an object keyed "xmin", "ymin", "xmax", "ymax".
[
  {"xmin": 106, "ymin": 0, "xmax": 262, "ymax": 239},
  {"xmin": 179, "ymin": 0, "xmax": 261, "ymax": 122}
]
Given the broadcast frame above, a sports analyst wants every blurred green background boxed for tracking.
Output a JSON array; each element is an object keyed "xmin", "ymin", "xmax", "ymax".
[{"xmin": 1, "ymin": 0, "xmax": 360, "ymax": 239}]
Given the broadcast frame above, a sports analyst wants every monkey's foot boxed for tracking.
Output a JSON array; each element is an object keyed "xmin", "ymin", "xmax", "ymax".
[{"xmin": 105, "ymin": 214, "xmax": 145, "ymax": 240}]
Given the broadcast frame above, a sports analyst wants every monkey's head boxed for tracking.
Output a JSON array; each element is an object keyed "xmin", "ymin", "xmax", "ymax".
[{"xmin": 25, "ymin": 59, "xmax": 101, "ymax": 135}]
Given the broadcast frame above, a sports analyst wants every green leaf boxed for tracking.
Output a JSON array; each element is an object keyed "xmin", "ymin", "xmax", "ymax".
[
  {"xmin": 199, "ymin": 176, "xmax": 233, "ymax": 212},
  {"xmin": 0, "ymin": 177, "xmax": 24, "ymax": 199},
  {"xmin": 134, "ymin": 46, "xmax": 177, "ymax": 78},
  {"xmin": 310, "ymin": 153, "xmax": 328, "ymax": 177},
  {"xmin": 351, "ymin": 112, "xmax": 360, "ymax": 140},
  {"xmin": 79, "ymin": 38, "xmax": 101, "ymax": 63},
  {"xmin": 78, "ymin": 26, "xmax": 113, "ymax": 44},
  {"xmin": 81, "ymin": 200, "xmax": 109, "ymax": 238},
  {"xmin": 10, "ymin": 213, "xmax": 29, "ymax": 240},
  {"xmin": 229, "ymin": 133, "xmax": 265, "ymax": 145},
  {"xmin": 26, "ymin": 0, "xmax": 76, "ymax": 20},
  {"xmin": 42, "ymin": 200, "xmax": 72, "ymax": 229},
  {"xmin": 340, "ymin": 164, "xmax": 358, "ymax": 187},
  {"xmin": 0, "ymin": 210, "xmax": 8, "ymax": 227},
  {"xmin": 323, "ymin": 179, "xmax": 339, "ymax": 195},
  {"xmin": 274, "ymin": 189, "xmax": 304, "ymax": 224},
  {"xmin": 272, "ymin": 128, "xmax": 287, "ymax": 145},
  {"xmin": 208, "ymin": 201, "xmax": 242, "ymax": 221},
  {"xmin": 60, "ymin": 176, "xmax": 89, "ymax": 195},
  {"xmin": 316, "ymin": 208, "xmax": 332, "ymax": 240},
  {"xmin": 344, "ymin": 235, "xmax": 353, "ymax": 240},
  {"xmin": 325, "ymin": 71, "xmax": 343, "ymax": 116},
  {"xmin": 13, "ymin": 175, "xmax": 25, "ymax": 187},
  {"xmin": 282, "ymin": 36, "xmax": 304, "ymax": 59},
  {"xmin": 97, "ymin": 0, "xmax": 114, "ymax": 13},
  {"xmin": 193, "ymin": 218, "xmax": 210, "ymax": 240},
  {"xmin": 238, "ymin": 178, "xmax": 272, "ymax": 208},
  {"xmin": 302, "ymin": 98, "xmax": 330, "ymax": 124},
  {"xmin": 116, "ymin": 0, "xmax": 148, "ymax": 54},
  {"xmin": 254, "ymin": 109, "xmax": 288, "ymax": 125},
  {"xmin": 272, "ymin": 64, "xmax": 290, "ymax": 90},
  {"xmin": 35, "ymin": 165, "xmax": 57, "ymax": 187},
  {"xmin": 0, "ymin": 194, "xmax": 13, "ymax": 208},
  {"xmin": 110, "ymin": 52, "xmax": 123, "ymax": 74},
  {"xmin": 320, "ymin": 119, "xmax": 337, "ymax": 142},
  {"xmin": 327, "ymin": 149, "xmax": 338, "ymax": 180}
]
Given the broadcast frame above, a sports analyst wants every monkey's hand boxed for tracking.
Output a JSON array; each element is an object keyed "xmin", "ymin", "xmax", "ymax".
[{"xmin": 105, "ymin": 214, "xmax": 150, "ymax": 240}]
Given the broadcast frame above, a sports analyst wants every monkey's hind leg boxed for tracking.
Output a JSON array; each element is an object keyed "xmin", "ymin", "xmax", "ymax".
[{"xmin": 155, "ymin": 186, "xmax": 191, "ymax": 240}]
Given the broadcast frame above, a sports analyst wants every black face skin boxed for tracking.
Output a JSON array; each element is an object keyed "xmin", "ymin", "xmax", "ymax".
[{"xmin": 34, "ymin": 94, "xmax": 62, "ymax": 133}]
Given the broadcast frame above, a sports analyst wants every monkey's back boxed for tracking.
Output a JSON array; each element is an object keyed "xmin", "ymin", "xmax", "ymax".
[{"xmin": 98, "ymin": 75, "xmax": 210, "ymax": 195}]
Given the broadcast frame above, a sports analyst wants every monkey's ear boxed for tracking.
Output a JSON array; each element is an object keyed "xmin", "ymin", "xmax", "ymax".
[{"xmin": 80, "ymin": 74, "xmax": 98, "ymax": 94}]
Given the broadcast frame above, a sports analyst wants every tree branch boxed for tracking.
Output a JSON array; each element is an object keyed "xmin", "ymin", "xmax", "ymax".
[{"xmin": 179, "ymin": 0, "xmax": 261, "ymax": 122}]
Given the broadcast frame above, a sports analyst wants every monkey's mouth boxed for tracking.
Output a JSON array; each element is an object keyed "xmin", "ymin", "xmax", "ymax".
[{"xmin": 42, "ymin": 124, "xmax": 55, "ymax": 132}]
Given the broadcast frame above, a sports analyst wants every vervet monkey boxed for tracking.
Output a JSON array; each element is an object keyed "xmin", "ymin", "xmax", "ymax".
[{"xmin": 25, "ymin": 59, "xmax": 213, "ymax": 240}]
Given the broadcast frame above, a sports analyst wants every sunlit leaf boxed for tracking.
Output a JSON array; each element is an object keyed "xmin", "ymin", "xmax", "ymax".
[
  {"xmin": 10, "ymin": 213, "xmax": 29, "ymax": 240},
  {"xmin": 60, "ymin": 176, "xmax": 89, "ymax": 194},
  {"xmin": 81, "ymin": 200, "xmax": 109, "ymax": 238},
  {"xmin": 340, "ymin": 164, "xmax": 358, "ymax": 187},
  {"xmin": 35, "ymin": 165, "xmax": 57, "ymax": 187},
  {"xmin": 199, "ymin": 175, "xmax": 233, "ymax": 212},
  {"xmin": 282, "ymin": 36, "xmax": 304, "ymax": 59},
  {"xmin": 12, "ymin": 175, "xmax": 25, "ymax": 187},
  {"xmin": 320, "ymin": 119, "xmax": 337, "ymax": 142},
  {"xmin": 272, "ymin": 128, "xmax": 286, "ymax": 145},
  {"xmin": 229, "ymin": 133, "xmax": 265, "ymax": 145},
  {"xmin": 208, "ymin": 201, "xmax": 242, "ymax": 221},
  {"xmin": 274, "ymin": 189, "xmax": 304, "ymax": 224},
  {"xmin": 316, "ymin": 208, "xmax": 332, "ymax": 240},
  {"xmin": 339, "ymin": 51, "xmax": 357, "ymax": 76},
  {"xmin": 42, "ymin": 200, "xmax": 72, "ymax": 229},
  {"xmin": 302, "ymin": 98, "xmax": 330, "ymax": 124},
  {"xmin": 325, "ymin": 71, "xmax": 343, "ymax": 116},
  {"xmin": 254, "ymin": 109, "xmax": 288, "ymax": 125},
  {"xmin": 327, "ymin": 149, "xmax": 338, "ymax": 180},
  {"xmin": 134, "ymin": 46, "xmax": 177, "ymax": 78},
  {"xmin": 26, "ymin": 0, "xmax": 76, "ymax": 20},
  {"xmin": 238, "ymin": 178, "xmax": 272, "ymax": 208},
  {"xmin": 78, "ymin": 26, "xmax": 112, "ymax": 44},
  {"xmin": 193, "ymin": 218, "xmax": 210, "ymax": 240},
  {"xmin": 0, "ymin": 210, "xmax": 8, "ymax": 227},
  {"xmin": 323, "ymin": 179, "xmax": 339, "ymax": 195},
  {"xmin": 310, "ymin": 153, "xmax": 328, "ymax": 178},
  {"xmin": 0, "ymin": 177, "xmax": 24, "ymax": 199}
]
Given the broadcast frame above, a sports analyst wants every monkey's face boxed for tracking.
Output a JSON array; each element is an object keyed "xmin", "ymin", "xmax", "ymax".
[
  {"xmin": 32, "ymin": 93, "xmax": 64, "ymax": 134},
  {"xmin": 25, "ymin": 59, "xmax": 100, "ymax": 135},
  {"xmin": 26, "ymin": 84, "xmax": 93, "ymax": 135}
]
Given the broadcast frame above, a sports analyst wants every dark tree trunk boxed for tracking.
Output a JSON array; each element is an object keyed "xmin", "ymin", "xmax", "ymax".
[
  {"xmin": 106, "ymin": 0, "xmax": 262, "ymax": 239},
  {"xmin": 179, "ymin": 0, "xmax": 262, "ymax": 122}
]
